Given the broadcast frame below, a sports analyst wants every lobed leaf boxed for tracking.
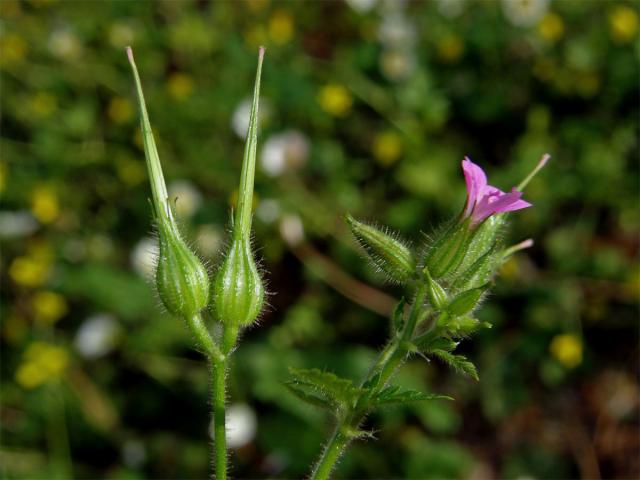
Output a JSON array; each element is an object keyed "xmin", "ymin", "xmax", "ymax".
[
  {"xmin": 371, "ymin": 385, "xmax": 453, "ymax": 407},
  {"xmin": 429, "ymin": 349, "xmax": 479, "ymax": 380},
  {"xmin": 288, "ymin": 367, "xmax": 366, "ymax": 406}
]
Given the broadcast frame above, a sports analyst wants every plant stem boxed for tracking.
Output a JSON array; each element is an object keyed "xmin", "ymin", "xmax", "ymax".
[
  {"xmin": 310, "ymin": 427, "xmax": 350, "ymax": 480},
  {"xmin": 309, "ymin": 283, "xmax": 428, "ymax": 480},
  {"xmin": 211, "ymin": 358, "xmax": 227, "ymax": 480}
]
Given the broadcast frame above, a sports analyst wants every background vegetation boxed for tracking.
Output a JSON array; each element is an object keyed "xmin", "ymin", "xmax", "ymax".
[{"xmin": 1, "ymin": 0, "xmax": 638, "ymax": 478}]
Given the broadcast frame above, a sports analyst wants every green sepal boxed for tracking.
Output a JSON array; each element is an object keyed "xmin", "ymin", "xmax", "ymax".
[
  {"xmin": 447, "ymin": 315, "xmax": 492, "ymax": 337},
  {"xmin": 446, "ymin": 285, "xmax": 488, "ymax": 317},
  {"xmin": 423, "ymin": 220, "xmax": 471, "ymax": 279},
  {"xmin": 346, "ymin": 215, "xmax": 416, "ymax": 284},
  {"xmin": 453, "ymin": 215, "xmax": 504, "ymax": 277}
]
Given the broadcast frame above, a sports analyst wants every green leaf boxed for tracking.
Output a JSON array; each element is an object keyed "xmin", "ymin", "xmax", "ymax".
[
  {"xmin": 288, "ymin": 367, "xmax": 365, "ymax": 406},
  {"xmin": 416, "ymin": 335, "xmax": 458, "ymax": 353},
  {"xmin": 430, "ymin": 350, "xmax": 479, "ymax": 380},
  {"xmin": 371, "ymin": 385, "xmax": 453, "ymax": 407},
  {"xmin": 284, "ymin": 382, "xmax": 333, "ymax": 410}
]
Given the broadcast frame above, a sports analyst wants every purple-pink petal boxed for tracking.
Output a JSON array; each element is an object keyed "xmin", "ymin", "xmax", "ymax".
[{"xmin": 462, "ymin": 157, "xmax": 487, "ymax": 217}]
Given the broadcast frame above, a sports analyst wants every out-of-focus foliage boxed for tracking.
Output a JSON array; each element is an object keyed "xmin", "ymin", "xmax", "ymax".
[{"xmin": 1, "ymin": 0, "xmax": 638, "ymax": 478}]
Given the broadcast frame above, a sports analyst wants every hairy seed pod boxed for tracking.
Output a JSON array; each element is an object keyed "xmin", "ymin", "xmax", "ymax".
[
  {"xmin": 214, "ymin": 238, "xmax": 265, "ymax": 326},
  {"xmin": 156, "ymin": 222, "xmax": 210, "ymax": 318},
  {"xmin": 213, "ymin": 47, "xmax": 266, "ymax": 328},
  {"xmin": 346, "ymin": 214, "xmax": 416, "ymax": 283}
]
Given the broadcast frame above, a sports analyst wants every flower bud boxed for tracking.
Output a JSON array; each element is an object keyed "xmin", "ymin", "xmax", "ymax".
[
  {"xmin": 447, "ymin": 285, "xmax": 487, "ymax": 317},
  {"xmin": 423, "ymin": 267, "xmax": 448, "ymax": 310},
  {"xmin": 346, "ymin": 215, "xmax": 416, "ymax": 283},
  {"xmin": 447, "ymin": 315, "xmax": 491, "ymax": 336},
  {"xmin": 214, "ymin": 238, "xmax": 265, "ymax": 326},
  {"xmin": 156, "ymin": 221, "xmax": 210, "ymax": 318},
  {"xmin": 423, "ymin": 221, "xmax": 471, "ymax": 279}
]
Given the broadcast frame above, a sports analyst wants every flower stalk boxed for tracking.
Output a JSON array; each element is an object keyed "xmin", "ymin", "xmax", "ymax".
[{"xmin": 305, "ymin": 155, "xmax": 548, "ymax": 479}]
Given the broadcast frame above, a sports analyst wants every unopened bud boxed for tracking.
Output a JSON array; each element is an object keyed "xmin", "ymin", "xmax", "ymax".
[
  {"xmin": 346, "ymin": 215, "xmax": 416, "ymax": 283},
  {"xmin": 423, "ymin": 267, "xmax": 448, "ymax": 310},
  {"xmin": 447, "ymin": 285, "xmax": 487, "ymax": 317},
  {"xmin": 448, "ymin": 315, "xmax": 491, "ymax": 336}
]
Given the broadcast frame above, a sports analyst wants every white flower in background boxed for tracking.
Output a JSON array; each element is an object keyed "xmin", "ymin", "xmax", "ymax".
[
  {"xmin": 210, "ymin": 403, "xmax": 257, "ymax": 449},
  {"xmin": 196, "ymin": 224, "xmax": 223, "ymax": 258},
  {"xmin": 256, "ymin": 199, "xmax": 281, "ymax": 224},
  {"xmin": 74, "ymin": 314, "xmax": 122, "ymax": 359},
  {"xmin": 438, "ymin": 0, "xmax": 466, "ymax": 18},
  {"xmin": 130, "ymin": 236, "xmax": 159, "ymax": 279},
  {"xmin": 231, "ymin": 98, "xmax": 269, "ymax": 139},
  {"xmin": 501, "ymin": 0, "xmax": 550, "ymax": 27},
  {"xmin": 377, "ymin": 13, "xmax": 416, "ymax": 49},
  {"xmin": 121, "ymin": 439, "xmax": 146, "ymax": 468},
  {"xmin": 168, "ymin": 180, "xmax": 202, "ymax": 219},
  {"xmin": 0, "ymin": 211, "xmax": 38, "ymax": 239},
  {"xmin": 260, "ymin": 130, "xmax": 310, "ymax": 177},
  {"xmin": 279, "ymin": 214, "xmax": 304, "ymax": 247},
  {"xmin": 49, "ymin": 29, "xmax": 83, "ymax": 60},
  {"xmin": 344, "ymin": 0, "xmax": 378, "ymax": 14},
  {"xmin": 380, "ymin": 48, "xmax": 416, "ymax": 82}
]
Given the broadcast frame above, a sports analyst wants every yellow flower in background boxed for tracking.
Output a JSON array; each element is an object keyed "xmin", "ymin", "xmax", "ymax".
[
  {"xmin": 31, "ymin": 184, "xmax": 59, "ymax": 224},
  {"xmin": 0, "ymin": 161, "xmax": 7, "ymax": 194},
  {"xmin": 32, "ymin": 291, "xmax": 68, "ymax": 325},
  {"xmin": 115, "ymin": 157, "xmax": 146, "ymax": 186},
  {"xmin": 29, "ymin": 92, "xmax": 57, "ymax": 118},
  {"xmin": 167, "ymin": 73, "xmax": 194, "ymax": 101},
  {"xmin": 0, "ymin": 33, "xmax": 27, "ymax": 64},
  {"xmin": 437, "ymin": 34, "xmax": 464, "ymax": 63},
  {"xmin": 318, "ymin": 84, "xmax": 353, "ymax": 117},
  {"xmin": 15, "ymin": 342, "xmax": 69, "ymax": 389},
  {"xmin": 609, "ymin": 5, "xmax": 639, "ymax": 44},
  {"xmin": 246, "ymin": 0, "xmax": 269, "ymax": 12},
  {"xmin": 108, "ymin": 97, "xmax": 134, "ymax": 124},
  {"xmin": 9, "ymin": 243, "xmax": 53, "ymax": 288},
  {"xmin": 550, "ymin": 333, "xmax": 583, "ymax": 369},
  {"xmin": 269, "ymin": 10, "xmax": 294, "ymax": 45},
  {"xmin": 538, "ymin": 12, "xmax": 565, "ymax": 43},
  {"xmin": 373, "ymin": 131, "xmax": 403, "ymax": 167},
  {"xmin": 244, "ymin": 25, "xmax": 268, "ymax": 49}
]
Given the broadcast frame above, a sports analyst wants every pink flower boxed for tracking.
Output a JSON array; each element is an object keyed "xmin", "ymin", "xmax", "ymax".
[{"xmin": 462, "ymin": 157, "xmax": 532, "ymax": 226}]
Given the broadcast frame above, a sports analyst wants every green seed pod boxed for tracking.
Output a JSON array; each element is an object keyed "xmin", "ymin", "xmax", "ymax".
[
  {"xmin": 156, "ymin": 222, "xmax": 210, "ymax": 317},
  {"xmin": 423, "ymin": 267, "xmax": 448, "ymax": 310},
  {"xmin": 214, "ymin": 238, "xmax": 265, "ymax": 326},
  {"xmin": 346, "ymin": 215, "xmax": 416, "ymax": 283},
  {"xmin": 423, "ymin": 221, "xmax": 471, "ymax": 279},
  {"xmin": 213, "ymin": 47, "xmax": 265, "ymax": 329},
  {"xmin": 127, "ymin": 47, "xmax": 210, "ymax": 320},
  {"xmin": 447, "ymin": 285, "xmax": 487, "ymax": 317}
]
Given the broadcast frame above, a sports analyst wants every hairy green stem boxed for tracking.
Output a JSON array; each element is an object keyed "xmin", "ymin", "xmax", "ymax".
[
  {"xmin": 211, "ymin": 358, "xmax": 227, "ymax": 480},
  {"xmin": 310, "ymin": 283, "xmax": 428, "ymax": 480}
]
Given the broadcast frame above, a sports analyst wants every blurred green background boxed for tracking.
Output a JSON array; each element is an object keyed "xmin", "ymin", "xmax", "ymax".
[{"xmin": 1, "ymin": 0, "xmax": 638, "ymax": 479}]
